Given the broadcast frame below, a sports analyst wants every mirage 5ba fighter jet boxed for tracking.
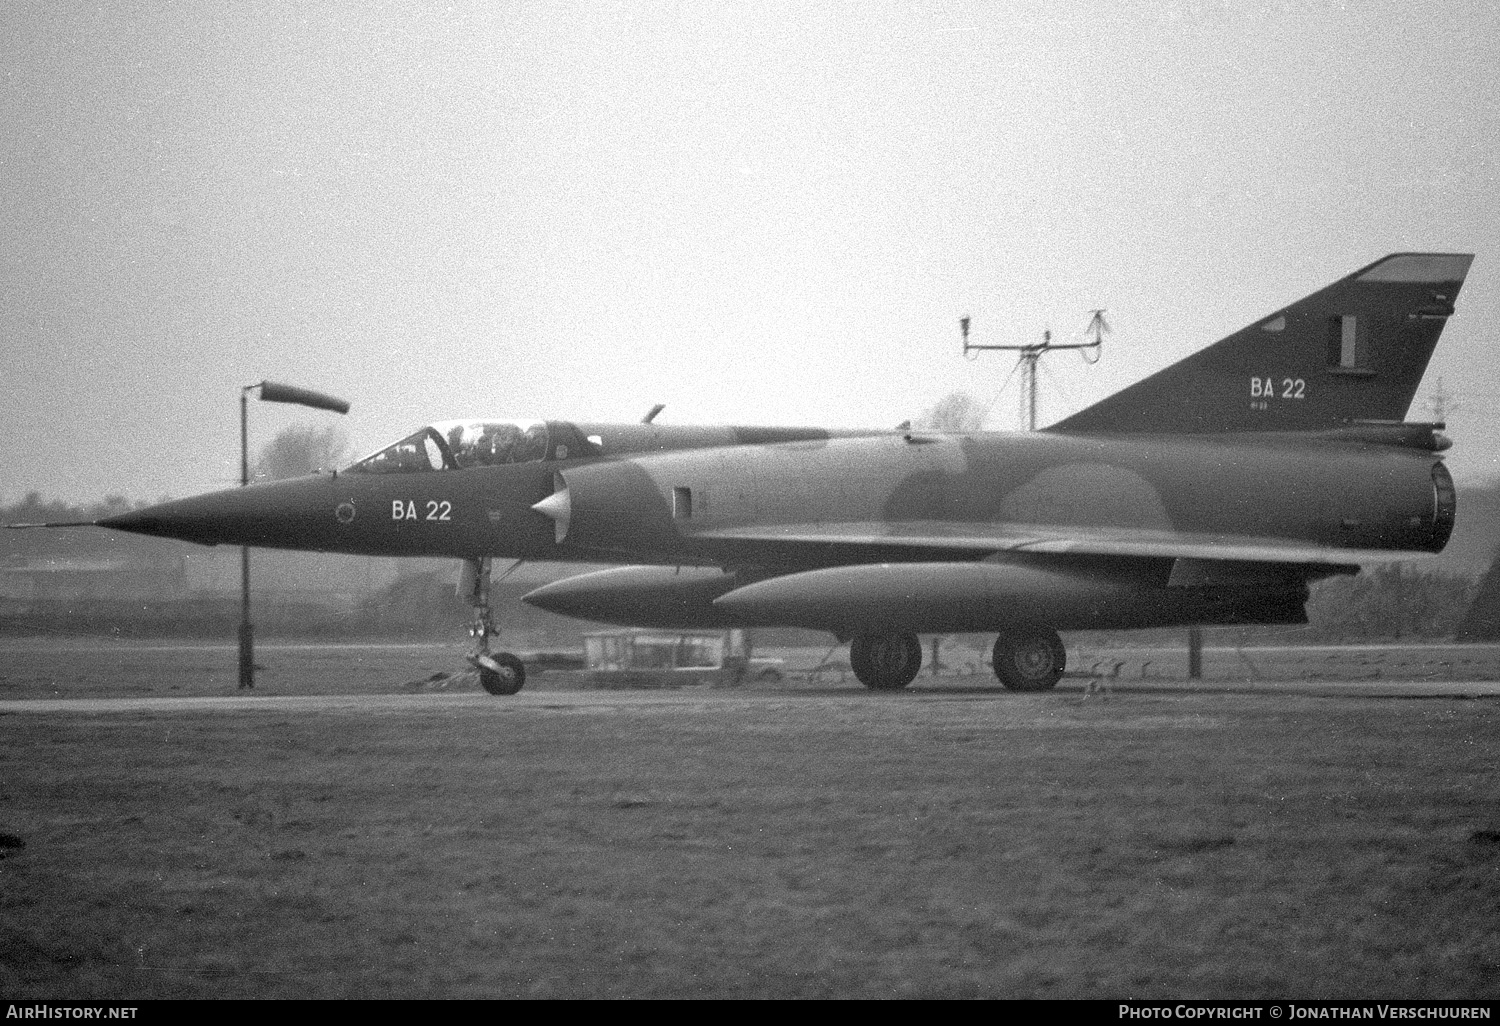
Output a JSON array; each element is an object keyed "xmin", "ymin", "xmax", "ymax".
[{"xmin": 84, "ymin": 253, "xmax": 1473, "ymax": 695}]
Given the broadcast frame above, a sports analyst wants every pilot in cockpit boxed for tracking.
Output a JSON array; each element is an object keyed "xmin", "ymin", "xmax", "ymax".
[
  {"xmin": 446, "ymin": 425, "xmax": 468, "ymax": 467},
  {"xmin": 516, "ymin": 423, "xmax": 548, "ymax": 463},
  {"xmin": 480, "ymin": 424, "xmax": 519, "ymax": 465}
]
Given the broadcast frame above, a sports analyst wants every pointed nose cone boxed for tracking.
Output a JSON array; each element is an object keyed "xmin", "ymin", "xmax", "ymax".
[
  {"xmin": 97, "ymin": 504, "xmax": 187, "ymax": 542},
  {"xmin": 98, "ymin": 477, "xmax": 334, "ymax": 548}
]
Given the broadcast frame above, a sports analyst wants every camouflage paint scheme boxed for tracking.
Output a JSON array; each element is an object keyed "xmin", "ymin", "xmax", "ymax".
[{"xmin": 93, "ymin": 253, "xmax": 1474, "ymax": 692}]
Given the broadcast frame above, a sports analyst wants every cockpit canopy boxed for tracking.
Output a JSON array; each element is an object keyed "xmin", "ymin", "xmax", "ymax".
[{"xmin": 347, "ymin": 420, "xmax": 573, "ymax": 474}]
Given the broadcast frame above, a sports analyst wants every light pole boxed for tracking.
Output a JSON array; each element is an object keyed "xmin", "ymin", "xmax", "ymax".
[{"xmin": 239, "ymin": 381, "xmax": 351, "ymax": 689}]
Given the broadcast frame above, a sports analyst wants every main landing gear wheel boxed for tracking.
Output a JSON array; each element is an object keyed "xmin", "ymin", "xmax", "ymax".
[
  {"xmin": 850, "ymin": 632, "xmax": 923, "ymax": 691},
  {"xmin": 992, "ymin": 626, "xmax": 1065, "ymax": 692},
  {"xmin": 475, "ymin": 652, "xmax": 526, "ymax": 696}
]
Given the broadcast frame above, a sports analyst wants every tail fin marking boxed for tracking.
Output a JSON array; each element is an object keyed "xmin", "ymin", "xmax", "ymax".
[{"xmin": 1048, "ymin": 252, "xmax": 1474, "ymax": 435}]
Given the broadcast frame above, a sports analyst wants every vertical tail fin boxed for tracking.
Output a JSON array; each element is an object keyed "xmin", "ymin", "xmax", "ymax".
[{"xmin": 1048, "ymin": 253, "xmax": 1474, "ymax": 435}]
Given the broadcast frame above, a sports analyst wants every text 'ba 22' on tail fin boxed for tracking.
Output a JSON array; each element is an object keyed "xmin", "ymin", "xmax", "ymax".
[{"xmin": 1048, "ymin": 252, "xmax": 1474, "ymax": 436}]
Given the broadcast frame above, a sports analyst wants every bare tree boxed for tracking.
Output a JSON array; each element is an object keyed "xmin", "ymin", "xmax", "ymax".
[
  {"xmin": 255, "ymin": 424, "xmax": 351, "ymax": 481},
  {"xmin": 916, "ymin": 392, "xmax": 985, "ymax": 431}
]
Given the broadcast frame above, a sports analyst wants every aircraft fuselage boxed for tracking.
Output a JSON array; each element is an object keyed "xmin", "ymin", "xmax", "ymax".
[{"xmin": 102, "ymin": 426, "xmax": 1451, "ymax": 568}]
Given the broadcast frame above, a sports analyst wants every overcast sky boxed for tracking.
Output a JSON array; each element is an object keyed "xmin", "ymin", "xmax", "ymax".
[{"xmin": 4, "ymin": 0, "xmax": 1498, "ymax": 505}]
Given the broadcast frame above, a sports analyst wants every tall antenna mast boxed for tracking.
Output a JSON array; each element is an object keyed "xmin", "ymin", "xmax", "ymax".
[{"xmin": 960, "ymin": 311, "xmax": 1108, "ymax": 431}]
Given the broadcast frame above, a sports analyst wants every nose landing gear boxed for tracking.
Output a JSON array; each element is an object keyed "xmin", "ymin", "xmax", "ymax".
[{"xmin": 461, "ymin": 557, "xmax": 526, "ymax": 695}]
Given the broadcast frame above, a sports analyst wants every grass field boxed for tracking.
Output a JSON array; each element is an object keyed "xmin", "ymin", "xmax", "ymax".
[{"xmin": 2, "ymin": 641, "xmax": 1499, "ymax": 998}]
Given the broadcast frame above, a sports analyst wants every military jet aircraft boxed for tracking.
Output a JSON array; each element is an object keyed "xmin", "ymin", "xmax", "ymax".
[{"xmin": 68, "ymin": 252, "xmax": 1473, "ymax": 694}]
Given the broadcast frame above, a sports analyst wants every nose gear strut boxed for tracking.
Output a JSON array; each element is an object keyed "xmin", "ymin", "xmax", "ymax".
[{"xmin": 460, "ymin": 557, "xmax": 526, "ymax": 695}]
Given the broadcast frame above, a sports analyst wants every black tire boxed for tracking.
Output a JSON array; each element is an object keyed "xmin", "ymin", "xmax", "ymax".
[
  {"xmin": 992, "ymin": 627, "xmax": 1065, "ymax": 691},
  {"xmin": 850, "ymin": 633, "xmax": 923, "ymax": 691},
  {"xmin": 478, "ymin": 652, "xmax": 526, "ymax": 695}
]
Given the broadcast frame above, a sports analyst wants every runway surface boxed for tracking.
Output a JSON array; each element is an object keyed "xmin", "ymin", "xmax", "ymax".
[
  {"xmin": 5, "ymin": 675, "xmax": 1500, "ymax": 715},
  {"xmin": 5, "ymin": 637, "xmax": 1499, "ymax": 712}
]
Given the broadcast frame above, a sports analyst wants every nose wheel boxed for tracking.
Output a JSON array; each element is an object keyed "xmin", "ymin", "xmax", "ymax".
[
  {"xmin": 472, "ymin": 649, "xmax": 526, "ymax": 696},
  {"xmin": 462, "ymin": 557, "xmax": 526, "ymax": 695}
]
